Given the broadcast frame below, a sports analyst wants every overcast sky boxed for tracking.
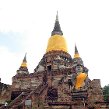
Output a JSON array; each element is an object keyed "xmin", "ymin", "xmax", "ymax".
[{"xmin": 0, "ymin": 0, "xmax": 109, "ymax": 87}]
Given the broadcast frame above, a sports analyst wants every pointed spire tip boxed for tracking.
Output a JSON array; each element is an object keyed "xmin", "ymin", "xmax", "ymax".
[
  {"xmin": 51, "ymin": 12, "xmax": 63, "ymax": 36},
  {"xmin": 23, "ymin": 53, "xmax": 27, "ymax": 62},
  {"xmin": 56, "ymin": 11, "xmax": 58, "ymax": 21},
  {"xmin": 75, "ymin": 45, "xmax": 78, "ymax": 54}
]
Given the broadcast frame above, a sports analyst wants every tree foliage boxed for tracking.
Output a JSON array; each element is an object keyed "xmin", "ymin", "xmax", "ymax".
[{"xmin": 103, "ymin": 84, "xmax": 109, "ymax": 101}]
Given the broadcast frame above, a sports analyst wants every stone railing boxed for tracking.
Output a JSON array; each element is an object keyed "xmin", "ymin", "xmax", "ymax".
[{"xmin": 12, "ymin": 83, "xmax": 48, "ymax": 108}]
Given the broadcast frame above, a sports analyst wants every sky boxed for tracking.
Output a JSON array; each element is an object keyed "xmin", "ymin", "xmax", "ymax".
[{"xmin": 0, "ymin": 0, "xmax": 109, "ymax": 87}]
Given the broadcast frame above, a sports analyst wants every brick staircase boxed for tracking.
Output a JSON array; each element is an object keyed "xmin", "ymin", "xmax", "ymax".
[
  {"xmin": 9, "ymin": 92, "xmax": 28, "ymax": 109},
  {"xmin": 0, "ymin": 83, "xmax": 48, "ymax": 109},
  {"xmin": 0, "ymin": 91, "xmax": 28, "ymax": 109}
]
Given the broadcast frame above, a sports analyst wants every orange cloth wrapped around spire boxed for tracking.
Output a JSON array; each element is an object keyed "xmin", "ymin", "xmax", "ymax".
[
  {"xmin": 46, "ymin": 12, "xmax": 68, "ymax": 53},
  {"xmin": 46, "ymin": 35, "xmax": 68, "ymax": 52}
]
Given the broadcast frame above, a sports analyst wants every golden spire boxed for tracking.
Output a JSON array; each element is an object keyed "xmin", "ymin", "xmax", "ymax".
[
  {"xmin": 46, "ymin": 12, "xmax": 68, "ymax": 53},
  {"xmin": 74, "ymin": 44, "xmax": 80, "ymax": 58},
  {"xmin": 21, "ymin": 53, "xmax": 27, "ymax": 67},
  {"xmin": 17, "ymin": 53, "xmax": 29, "ymax": 74}
]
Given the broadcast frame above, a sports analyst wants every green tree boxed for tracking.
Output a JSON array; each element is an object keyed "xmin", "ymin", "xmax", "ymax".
[{"xmin": 103, "ymin": 84, "xmax": 109, "ymax": 101}]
